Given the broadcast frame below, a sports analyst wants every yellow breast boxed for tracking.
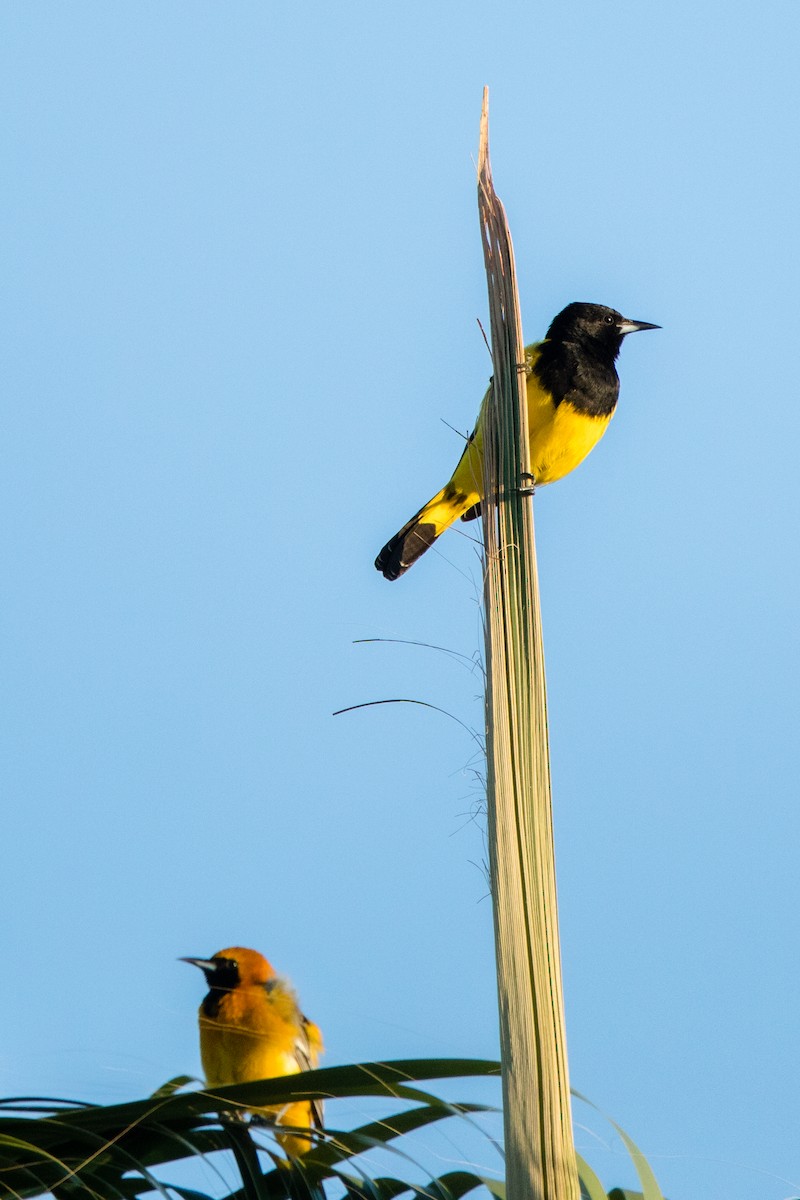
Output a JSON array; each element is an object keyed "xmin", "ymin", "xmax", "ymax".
[
  {"xmin": 442, "ymin": 344, "xmax": 615, "ymax": 506},
  {"xmin": 198, "ymin": 990, "xmax": 299, "ymax": 1086},
  {"xmin": 525, "ymin": 364, "xmax": 613, "ymax": 486}
]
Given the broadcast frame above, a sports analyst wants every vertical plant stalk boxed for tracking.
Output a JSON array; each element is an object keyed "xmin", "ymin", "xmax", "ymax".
[{"xmin": 478, "ymin": 88, "xmax": 579, "ymax": 1200}]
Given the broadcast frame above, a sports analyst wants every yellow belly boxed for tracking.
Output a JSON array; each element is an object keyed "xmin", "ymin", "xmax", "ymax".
[
  {"xmin": 449, "ymin": 365, "xmax": 612, "ymax": 500},
  {"xmin": 528, "ymin": 398, "xmax": 612, "ymax": 486},
  {"xmin": 199, "ymin": 998, "xmax": 315, "ymax": 1157},
  {"xmin": 200, "ymin": 1017, "xmax": 298, "ymax": 1086}
]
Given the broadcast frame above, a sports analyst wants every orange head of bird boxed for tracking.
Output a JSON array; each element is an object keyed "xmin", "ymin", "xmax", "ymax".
[{"xmin": 180, "ymin": 946, "xmax": 276, "ymax": 991}]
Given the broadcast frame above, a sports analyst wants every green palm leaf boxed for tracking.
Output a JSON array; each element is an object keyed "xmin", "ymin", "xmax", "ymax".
[{"xmin": 0, "ymin": 1059, "xmax": 661, "ymax": 1200}]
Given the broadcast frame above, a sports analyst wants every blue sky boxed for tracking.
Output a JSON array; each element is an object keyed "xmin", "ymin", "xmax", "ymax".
[{"xmin": 2, "ymin": 3, "xmax": 799, "ymax": 1198}]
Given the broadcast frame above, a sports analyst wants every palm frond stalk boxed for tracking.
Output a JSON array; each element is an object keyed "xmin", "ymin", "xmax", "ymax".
[{"xmin": 477, "ymin": 89, "xmax": 580, "ymax": 1200}]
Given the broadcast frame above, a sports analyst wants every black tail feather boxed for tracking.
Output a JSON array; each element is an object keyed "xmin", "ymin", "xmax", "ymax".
[{"xmin": 375, "ymin": 519, "xmax": 439, "ymax": 581}]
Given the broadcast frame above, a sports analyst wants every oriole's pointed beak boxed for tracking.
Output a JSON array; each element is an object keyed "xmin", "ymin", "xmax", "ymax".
[
  {"xmin": 619, "ymin": 317, "xmax": 661, "ymax": 335},
  {"xmin": 179, "ymin": 956, "xmax": 217, "ymax": 972}
]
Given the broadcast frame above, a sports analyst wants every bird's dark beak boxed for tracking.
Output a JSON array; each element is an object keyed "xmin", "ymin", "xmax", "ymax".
[
  {"xmin": 179, "ymin": 956, "xmax": 217, "ymax": 972},
  {"xmin": 618, "ymin": 317, "xmax": 661, "ymax": 335}
]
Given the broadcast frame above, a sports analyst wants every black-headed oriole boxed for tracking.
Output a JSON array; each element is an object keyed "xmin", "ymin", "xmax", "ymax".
[{"xmin": 375, "ymin": 301, "xmax": 659, "ymax": 580}]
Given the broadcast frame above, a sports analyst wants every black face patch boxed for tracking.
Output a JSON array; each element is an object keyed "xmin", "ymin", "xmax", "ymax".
[{"xmin": 200, "ymin": 955, "xmax": 240, "ymax": 1017}]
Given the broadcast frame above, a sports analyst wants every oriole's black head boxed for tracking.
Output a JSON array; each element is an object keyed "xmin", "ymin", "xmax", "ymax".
[{"xmin": 546, "ymin": 302, "xmax": 660, "ymax": 361}]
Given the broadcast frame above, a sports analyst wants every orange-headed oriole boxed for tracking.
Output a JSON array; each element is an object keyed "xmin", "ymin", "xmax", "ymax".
[
  {"xmin": 375, "ymin": 302, "xmax": 659, "ymax": 580},
  {"xmin": 182, "ymin": 946, "xmax": 323, "ymax": 1157}
]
